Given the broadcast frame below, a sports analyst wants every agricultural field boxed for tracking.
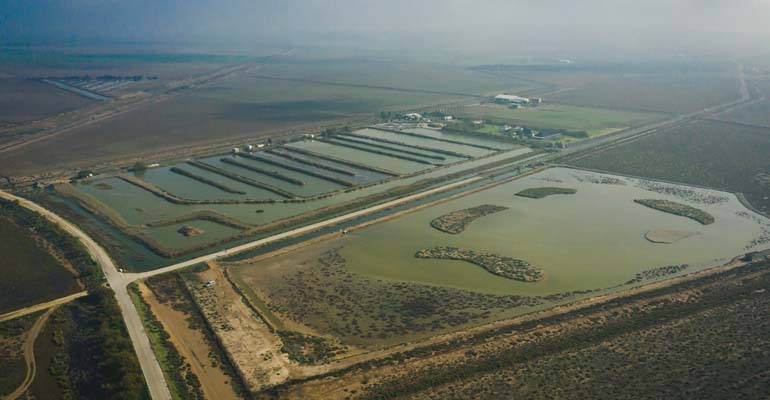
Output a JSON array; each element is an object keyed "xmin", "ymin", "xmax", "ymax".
[
  {"xmin": 473, "ymin": 64, "xmax": 741, "ymax": 114},
  {"xmin": 712, "ymin": 78, "xmax": 770, "ymax": 127},
  {"xmin": 715, "ymin": 98, "xmax": 770, "ymax": 127},
  {"xmin": 253, "ymin": 59, "xmax": 541, "ymax": 96},
  {"xmin": 42, "ymin": 127, "xmax": 533, "ymax": 270},
  {"xmin": 545, "ymin": 74, "xmax": 741, "ymax": 114},
  {"xmin": 567, "ymin": 119, "xmax": 770, "ymax": 215},
  {"xmin": 0, "ymin": 77, "xmax": 93, "ymax": 126},
  {"xmin": 458, "ymin": 103, "xmax": 662, "ymax": 136},
  {"xmin": 0, "ymin": 73, "xmax": 468, "ymax": 177},
  {"xmin": 224, "ymin": 167, "xmax": 770, "ymax": 352}
]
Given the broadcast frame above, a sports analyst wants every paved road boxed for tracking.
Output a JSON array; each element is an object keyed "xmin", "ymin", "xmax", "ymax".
[
  {"xmin": 125, "ymin": 174, "xmax": 487, "ymax": 282},
  {"xmin": 0, "ymin": 291, "xmax": 87, "ymax": 323},
  {"xmin": 0, "ymin": 190, "xmax": 173, "ymax": 400}
]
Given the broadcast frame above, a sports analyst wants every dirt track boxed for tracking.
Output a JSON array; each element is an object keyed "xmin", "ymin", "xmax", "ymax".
[
  {"xmin": 4, "ymin": 307, "xmax": 56, "ymax": 400},
  {"xmin": 0, "ymin": 291, "xmax": 87, "ymax": 323},
  {"xmin": 0, "ymin": 190, "xmax": 173, "ymax": 400}
]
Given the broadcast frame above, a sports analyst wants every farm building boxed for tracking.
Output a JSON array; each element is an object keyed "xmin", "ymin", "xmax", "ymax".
[{"xmin": 494, "ymin": 94, "xmax": 530, "ymax": 104}]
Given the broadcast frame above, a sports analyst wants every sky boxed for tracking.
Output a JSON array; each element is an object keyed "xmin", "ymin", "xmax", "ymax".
[{"xmin": 2, "ymin": 0, "xmax": 770, "ymax": 56}]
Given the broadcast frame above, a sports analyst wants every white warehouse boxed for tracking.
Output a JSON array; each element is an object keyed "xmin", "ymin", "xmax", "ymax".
[{"xmin": 494, "ymin": 94, "xmax": 530, "ymax": 104}]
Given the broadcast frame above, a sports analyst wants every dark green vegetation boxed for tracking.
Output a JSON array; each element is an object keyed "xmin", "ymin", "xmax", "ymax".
[
  {"xmin": 0, "ymin": 312, "xmax": 41, "ymax": 396},
  {"xmin": 567, "ymin": 120, "xmax": 770, "ymax": 214},
  {"xmin": 634, "ymin": 199, "xmax": 714, "ymax": 225},
  {"xmin": 0, "ymin": 216, "xmax": 80, "ymax": 314},
  {"xmin": 0, "ymin": 198, "xmax": 148, "ymax": 399},
  {"xmin": 277, "ymin": 331, "xmax": 346, "ymax": 365},
  {"xmin": 717, "ymin": 98, "xmax": 770, "ymax": 127},
  {"xmin": 28, "ymin": 293, "xmax": 149, "ymax": 400},
  {"xmin": 358, "ymin": 261, "xmax": 770, "ymax": 400},
  {"xmin": 242, "ymin": 248, "xmax": 553, "ymax": 346},
  {"xmin": 220, "ymin": 157, "xmax": 306, "ymax": 186},
  {"xmin": 129, "ymin": 283, "xmax": 204, "ymax": 400},
  {"xmin": 170, "ymin": 167, "xmax": 247, "ymax": 194},
  {"xmin": 429, "ymin": 204, "xmax": 508, "ymax": 234},
  {"xmin": 28, "ymin": 309, "xmax": 67, "ymax": 400},
  {"xmin": 625, "ymin": 264, "xmax": 689, "ymax": 285},
  {"xmin": 415, "ymin": 247, "xmax": 543, "ymax": 282},
  {"xmin": 515, "ymin": 187, "xmax": 577, "ymax": 199},
  {"xmin": 716, "ymin": 79, "xmax": 770, "ymax": 127}
]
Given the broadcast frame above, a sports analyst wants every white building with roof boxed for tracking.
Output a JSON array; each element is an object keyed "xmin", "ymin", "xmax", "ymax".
[{"xmin": 494, "ymin": 94, "xmax": 530, "ymax": 104}]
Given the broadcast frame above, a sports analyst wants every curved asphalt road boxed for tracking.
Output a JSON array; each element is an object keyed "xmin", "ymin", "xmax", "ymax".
[{"xmin": 0, "ymin": 190, "xmax": 173, "ymax": 400}]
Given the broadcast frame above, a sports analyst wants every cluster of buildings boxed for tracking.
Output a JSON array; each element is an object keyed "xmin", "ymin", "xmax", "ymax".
[{"xmin": 233, "ymin": 142, "xmax": 268, "ymax": 154}]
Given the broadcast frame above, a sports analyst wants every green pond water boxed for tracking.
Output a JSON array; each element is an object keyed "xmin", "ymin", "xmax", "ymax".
[
  {"xmin": 404, "ymin": 127, "xmax": 519, "ymax": 150},
  {"xmin": 356, "ymin": 128, "xmax": 495, "ymax": 158},
  {"xmin": 286, "ymin": 140, "xmax": 429, "ymax": 174},
  {"xmin": 74, "ymin": 148, "xmax": 534, "ymax": 251},
  {"xmin": 138, "ymin": 166, "xmax": 280, "ymax": 201},
  {"xmin": 325, "ymin": 137, "xmax": 467, "ymax": 165},
  {"xmin": 201, "ymin": 155, "xmax": 344, "ymax": 197},
  {"xmin": 247, "ymin": 167, "xmax": 770, "ymax": 297},
  {"xmin": 143, "ymin": 220, "xmax": 243, "ymax": 250}
]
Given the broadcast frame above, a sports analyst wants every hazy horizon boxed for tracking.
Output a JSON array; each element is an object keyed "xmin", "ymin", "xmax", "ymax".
[{"xmin": 3, "ymin": 0, "xmax": 770, "ymax": 60}]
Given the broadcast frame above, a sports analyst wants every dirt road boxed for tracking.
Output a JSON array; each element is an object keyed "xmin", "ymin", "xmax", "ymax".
[
  {"xmin": 0, "ymin": 291, "xmax": 87, "ymax": 323},
  {"xmin": 4, "ymin": 307, "xmax": 56, "ymax": 400}
]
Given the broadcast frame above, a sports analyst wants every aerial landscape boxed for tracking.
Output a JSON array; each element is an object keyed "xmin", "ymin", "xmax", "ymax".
[{"xmin": 2, "ymin": 1, "xmax": 770, "ymax": 399}]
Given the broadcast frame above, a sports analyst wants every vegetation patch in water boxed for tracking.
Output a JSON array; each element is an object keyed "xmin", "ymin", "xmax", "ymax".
[
  {"xmin": 625, "ymin": 264, "xmax": 689, "ymax": 285},
  {"xmin": 415, "ymin": 246, "xmax": 543, "ymax": 282},
  {"xmin": 634, "ymin": 199, "xmax": 714, "ymax": 225},
  {"xmin": 515, "ymin": 187, "xmax": 577, "ymax": 199},
  {"xmin": 430, "ymin": 204, "xmax": 508, "ymax": 234},
  {"xmin": 177, "ymin": 225, "xmax": 203, "ymax": 237}
]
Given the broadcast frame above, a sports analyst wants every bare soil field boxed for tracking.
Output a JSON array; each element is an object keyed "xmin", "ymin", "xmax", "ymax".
[
  {"xmin": 0, "ymin": 92, "xmax": 357, "ymax": 177},
  {"xmin": 0, "ymin": 71, "xmax": 465, "ymax": 178},
  {"xmin": 139, "ymin": 280, "xmax": 242, "ymax": 400},
  {"xmin": 182, "ymin": 264, "xmax": 292, "ymax": 392},
  {"xmin": 0, "ymin": 78, "xmax": 93, "ymax": 126}
]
